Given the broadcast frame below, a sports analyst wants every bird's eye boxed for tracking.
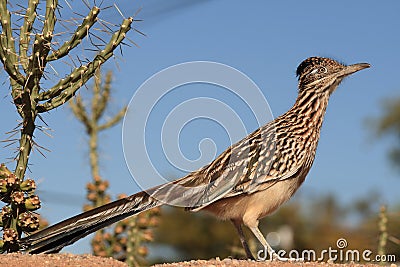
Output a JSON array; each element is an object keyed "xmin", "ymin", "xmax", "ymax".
[{"xmin": 318, "ymin": 66, "xmax": 328, "ymax": 73}]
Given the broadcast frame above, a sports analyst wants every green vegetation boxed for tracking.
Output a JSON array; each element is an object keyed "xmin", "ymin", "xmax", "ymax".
[{"xmin": 0, "ymin": 0, "xmax": 135, "ymax": 252}]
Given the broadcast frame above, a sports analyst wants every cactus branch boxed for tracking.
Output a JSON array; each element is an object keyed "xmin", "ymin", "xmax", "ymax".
[
  {"xmin": 42, "ymin": 0, "xmax": 57, "ymax": 42},
  {"xmin": 0, "ymin": 0, "xmax": 26, "ymax": 85},
  {"xmin": 98, "ymin": 107, "xmax": 127, "ymax": 131},
  {"xmin": 19, "ymin": 0, "xmax": 39, "ymax": 72},
  {"xmin": 36, "ymin": 17, "xmax": 133, "ymax": 112},
  {"xmin": 15, "ymin": 89, "xmax": 37, "ymax": 180},
  {"xmin": 26, "ymin": 34, "xmax": 49, "ymax": 92},
  {"xmin": 46, "ymin": 6, "xmax": 100, "ymax": 61},
  {"xmin": 92, "ymin": 70, "xmax": 111, "ymax": 122},
  {"xmin": 10, "ymin": 78, "xmax": 24, "ymax": 117},
  {"xmin": 89, "ymin": 130, "xmax": 99, "ymax": 179},
  {"xmin": 36, "ymin": 71, "xmax": 81, "ymax": 101},
  {"xmin": 69, "ymin": 95, "xmax": 91, "ymax": 131},
  {"xmin": 25, "ymin": 0, "xmax": 57, "ymax": 90}
]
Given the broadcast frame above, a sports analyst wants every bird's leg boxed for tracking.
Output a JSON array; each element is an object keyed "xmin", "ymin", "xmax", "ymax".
[
  {"xmin": 248, "ymin": 226, "xmax": 290, "ymax": 261},
  {"xmin": 231, "ymin": 220, "xmax": 255, "ymax": 260}
]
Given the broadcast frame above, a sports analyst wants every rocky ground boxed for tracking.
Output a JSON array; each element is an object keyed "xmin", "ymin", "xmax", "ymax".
[{"xmin": 0, "ymin": 254, "xmax": 397, "ymax": 267}]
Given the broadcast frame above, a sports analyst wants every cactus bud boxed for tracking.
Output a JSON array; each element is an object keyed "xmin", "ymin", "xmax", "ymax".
[
  {"xmin": 112, "ymin": 243, "xmax": 123, "ymax": 253},
  {"xmin": 25, "ymin": 195, "xmax": 41, "ymax": 211},
  {"xmin": 141, "ymin": 230, "xmax": 154, "ymax": 242},
  {"xmin": 98, "ymin": 180, "xmax": 109, "ymax": 192},
  {"xmin": 117, "ymin": 193, "xmax": 128, "ymax": 199},
  {"xmin": 6, "ymin": 173, "xmax": 19, "ymax": 186},
  {"xmin": 83, "ymin": 204, "xmax": 93, "ymax": 212},
  {"xmin": 20, "ymin": 179, "xmax": 36, "ymax": 192},
  {"xmin": 86, "ymin": 182, "xmax": 96, "ymax": 191},
  {"xmin": 93, "ymin": 175, "xmax": 101, "ymax": 182},
  {"xmin": 3, "ymin": 228, "xmax": 18, "ymax": 243},
  {"xmin": 11, "ymin": 191, "xmax": 25, "ymax": 205},
  {"xmin": 137, "ymin": 215, "xmax": 149, "ymax": 228},
  {"xmin": 119, "ymin": 236, "xmax": 127, "ymax": 245},
  {"xmin": 148, "ymin": 216, "xmax": 160, "ymax": 227},
  {"xmin": 87, "ymin": 192, "xmax": 97, "ymax": 201},
  {"xmin": 94, "ymin": 248, "xmax": 107, "ymax": 257},
  {"xmin": 92, "ymin": 233, "xmax": 103, "ymax": 243},
  {"xmin": 114, "ymin": 224, "xmax": 125, "ymax": 234},
  {"xmin": 137, "ymin": 246, "xmax": 148, "ymax": 256},
  {"xmin": 1, "ymin": 206, "xmax": 11, "ymax": 217},
  {"xmin": 103, "ymin": 232, "xmax": 112, "ymax": 241},
  {"xmin": 18, "ymin": 212, "xmax": 39, "ymax": 232}
]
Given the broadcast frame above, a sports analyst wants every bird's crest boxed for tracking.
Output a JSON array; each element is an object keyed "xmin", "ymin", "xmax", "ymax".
[{"xmin": 296, "ymin": 57, "xmax": 345, "ymax": 87}]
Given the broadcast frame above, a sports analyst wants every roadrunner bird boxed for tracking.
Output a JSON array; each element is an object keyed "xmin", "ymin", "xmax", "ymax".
[{"xmin": 19, "ymin": 57, "xmax": 370, "ymax": 259}]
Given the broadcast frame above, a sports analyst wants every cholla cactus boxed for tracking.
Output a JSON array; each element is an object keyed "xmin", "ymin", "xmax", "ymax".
[
  {"xmin": 70, "ymin": 69, "xmax": 160, "ymax": 266},
  {"xmin": 0, "ymin": 0, "xmax": 138, "ymax": 251}
]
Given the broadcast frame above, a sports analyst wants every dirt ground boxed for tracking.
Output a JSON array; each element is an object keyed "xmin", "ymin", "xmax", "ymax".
[
  {"xmin": 0, "ymin": 254, "xmax": 397, "ymax": 267},
  {"xmin": 152, "ymin": 258, "xmax": 396, "ymax": 267}
]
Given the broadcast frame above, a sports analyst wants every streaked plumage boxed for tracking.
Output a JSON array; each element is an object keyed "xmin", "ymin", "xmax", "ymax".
[{"xmin": 19, "ymin": 57, "xmax": 370, "ymax": 259}]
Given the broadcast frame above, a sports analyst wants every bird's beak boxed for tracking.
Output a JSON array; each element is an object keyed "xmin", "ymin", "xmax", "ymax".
[{"xmin": 338, "ymin": 62, "xmax": 371, "ymax": 77}]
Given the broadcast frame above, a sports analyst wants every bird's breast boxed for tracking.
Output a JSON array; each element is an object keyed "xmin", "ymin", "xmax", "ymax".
[{"xmin": 202, "ymin": 175, "xmax": 304, "ymax": 226}]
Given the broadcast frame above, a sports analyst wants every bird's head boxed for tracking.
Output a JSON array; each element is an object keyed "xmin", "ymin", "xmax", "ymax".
[{"xmin": 296, "ymin": 57, "xmax": 370, "ymax": 94}]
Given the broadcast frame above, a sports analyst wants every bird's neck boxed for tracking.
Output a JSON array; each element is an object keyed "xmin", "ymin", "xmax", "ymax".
[{"xmin": 290, "ymin": 89, "xmax": 331, "ymax": 131}]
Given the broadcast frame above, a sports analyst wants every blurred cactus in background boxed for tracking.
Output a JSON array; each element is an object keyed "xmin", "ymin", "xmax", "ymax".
[
  {"xmin": 127, "ymin": 206, "xmax": 161, "ymax": 266},
  {"xmin": 377, "ymin": 205, "xmax": 400, "ymax": 265},
  {"xmin": 377, "ymin": 205, "xmax": 388, "ymax": 265},
  {"xmin": 70, "ymin": 69, "xmax": 160, "ymax": 266},
  {"xmin": 0, "ymin": 0, "xmax": 137, "ymax": 251}
]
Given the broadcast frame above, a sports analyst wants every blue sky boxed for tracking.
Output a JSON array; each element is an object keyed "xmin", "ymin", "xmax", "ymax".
[{"xmin": 1, "ymin": 0, "xmax": 400, "ymax": 253}]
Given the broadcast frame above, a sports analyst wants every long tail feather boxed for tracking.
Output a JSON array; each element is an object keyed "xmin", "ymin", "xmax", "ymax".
[{"xmin": 19, "ymin": 190, "xmax": 161, "ymax": 254}]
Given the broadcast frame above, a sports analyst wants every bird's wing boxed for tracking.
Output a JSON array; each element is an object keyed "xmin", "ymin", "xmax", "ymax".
[{"xmin": 149, "ymin": 122, "xmax": 305, "ymax": 210}]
